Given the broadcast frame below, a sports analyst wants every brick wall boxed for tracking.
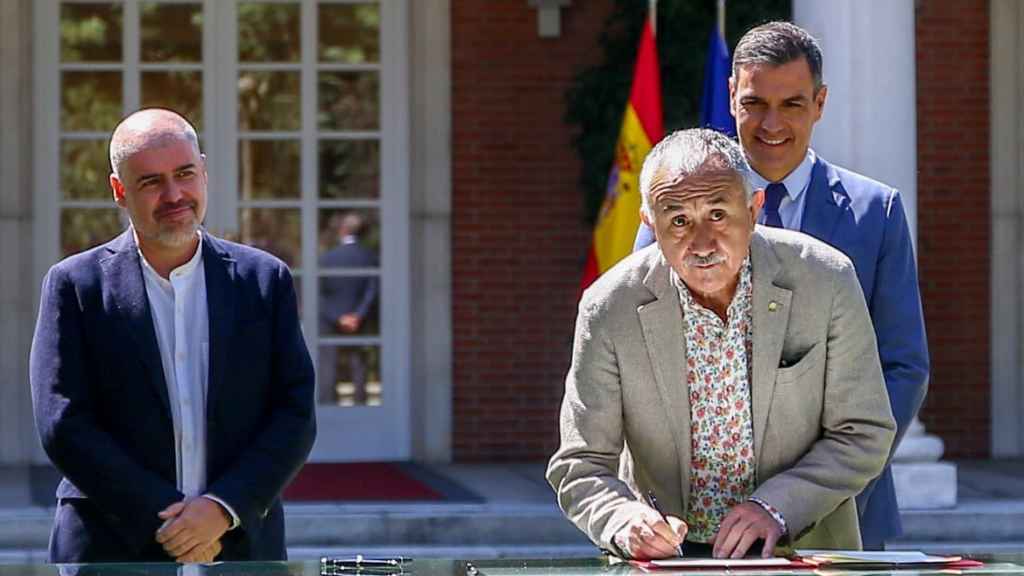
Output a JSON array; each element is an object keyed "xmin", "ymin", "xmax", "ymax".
[
  {"xmin": 451, "ymin": 2, "xmax": 613, "ymax": 460},
  {"xmin": 915, "ymin": 0, "xmax": 990, "ymax": 457}
]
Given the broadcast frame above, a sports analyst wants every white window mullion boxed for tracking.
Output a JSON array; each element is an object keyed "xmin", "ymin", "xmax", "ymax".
[
  {"xmin": 207, "ymin": 0, "xmax": 239, "ymax": 235},
  {"xmin": 139, "ymin": 63, "xmax": 205, "ymax": 72},
  {"xmin": 201, "ymin": 0, "xmax": 216, "ymax": 213},
  {"xmin": 123, "ymin": 0, "xmax": 140, "ymax": 111},
  {"xmin": 202, "ymin": 0, "xmax": 220, "ymax": 230},
  {"xmin": 33, "ymin": 0, "xmax": 61, "ymax": 288},
  {"xmin": 380, "ymin": 0, "xmax": 412, "ymax": 457},
  {"xmin": 236, "ymin": 131, "xmax": 306, "ymax": 139},
  {"xmin": 301, "ymin": 0, "xmax": 319, "ymax": 350}
]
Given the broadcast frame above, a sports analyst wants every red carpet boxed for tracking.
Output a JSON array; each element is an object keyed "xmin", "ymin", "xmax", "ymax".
[{"xmin": 282, "ymin": 463, "xmax": 444, "ymax": 501}]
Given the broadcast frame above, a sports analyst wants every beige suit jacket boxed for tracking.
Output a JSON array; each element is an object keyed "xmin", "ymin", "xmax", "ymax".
[{"xmin": 547, "ymin": 226, "xmax": 896, "ymax": 553}]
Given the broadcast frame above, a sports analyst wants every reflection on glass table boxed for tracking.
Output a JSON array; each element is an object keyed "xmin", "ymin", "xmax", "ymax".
[{"xmin": 12, "ymin": 555, "xmax": 1024, "ymax": 576}]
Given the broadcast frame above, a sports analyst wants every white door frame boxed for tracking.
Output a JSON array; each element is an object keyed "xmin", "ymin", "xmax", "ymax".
[
  {"xmin": 306, "ymin": 0, "xmax": 412, "ymax": 461},
  {"xmin": 990, "ymin": 0, "xmax": 1024, "ymax": 456}
]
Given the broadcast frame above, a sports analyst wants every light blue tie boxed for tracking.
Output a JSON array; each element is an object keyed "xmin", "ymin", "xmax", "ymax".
[{"xmin": 763, "ymin": 182, "xmax": 787, "ymax": 228}]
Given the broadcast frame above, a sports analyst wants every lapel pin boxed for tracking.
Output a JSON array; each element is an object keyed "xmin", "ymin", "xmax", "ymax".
[{"xmin": 768, "ymin": 301, "xmax": 779, "ymax": 312}]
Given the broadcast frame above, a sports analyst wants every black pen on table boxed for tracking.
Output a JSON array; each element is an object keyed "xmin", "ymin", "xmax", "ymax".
[
  {"xmin": 645, "ymin": 490, "xmax": 684, "ymax": 557},
  {"xmin": 321, "ymin": 555, "xmax": 411, "ymax": 567}
]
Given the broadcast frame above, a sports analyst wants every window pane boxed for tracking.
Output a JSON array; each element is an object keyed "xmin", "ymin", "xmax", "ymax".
[
  {"xmin": 238, "ymin": 140, "xmax": 300, "ymax": 200},
  {"xmin": 319, "ymin": 140, "xmax": 379, "ymax": 199},
  {"xmin": 318, "ymin": 71, "xmax": 379, "ymax": 130},
  {"xmin": 61, "ymin": 140, "xmax": 110, "ymax": 200},
  {"xmin": 60, "ymin": 3, "xmax": 123, "ymax": 62},
  {"xmin": 142, "ymin": 71, "xmax": 203, "ymax": 131},
  {"xmin": 318, "ymin": 4, "xmax": 380, "ymax": 64},
  {"xmin": 62, "ymin": 71, "xmax": 122, "ymax": 132},
  {"xmin": 237, "ymin": 208, "xmax": 301, "ymax": 267},
  {"xmin": 238, "ymin": 3, "xmax": 300, "ymax": 62},
  {"xmin": 61, "ymin": 208, "xmax": 125, "ymax": 257},
  {"xmin": 140, "ymin": 3, "xmax": 202, "ymax": 62},
  {"xmin": 318, "ymin": 209, "xmax": 379, "ymax": 259},
  {"xmin": 318, "ymin": 275, "xmax": 379, "ymax": 337},
  {"xmin": 239, "ymin": 72, "xmax": 300, "ymax": 131},
  {"xmin": 318, "ymin": 345, "xmax": 381, "ymax": 407}
]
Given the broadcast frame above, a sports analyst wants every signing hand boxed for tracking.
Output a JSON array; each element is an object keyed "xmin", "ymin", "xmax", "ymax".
[
  {"xmin": 711, "ymin": 502, "xmax": 783, "ymax": 559},
  {"xmin": 613, "ymin": 509, "xmax": 687, "ymax": 560},
  {"xmin": 156, "ymin": 498, "xmax": 231, "ymax": 561},
  {"xmin": 337, "ymin": 313, "xmax": 362, "ymax": 333}
]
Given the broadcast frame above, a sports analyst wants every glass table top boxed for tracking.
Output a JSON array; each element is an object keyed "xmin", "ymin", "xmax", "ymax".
[{"xmin": 2, "ymin": 554, "xmax": 1024, "ymax": 576}]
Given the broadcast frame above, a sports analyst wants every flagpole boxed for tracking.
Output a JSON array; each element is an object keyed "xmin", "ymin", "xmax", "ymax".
[
  {"xmin": 717, "ymin": 0, "xmax": 725, "ymax": 40},
  {"xmin": 649, "ymin": 0, "xmax": 657, "ymax": 37}
]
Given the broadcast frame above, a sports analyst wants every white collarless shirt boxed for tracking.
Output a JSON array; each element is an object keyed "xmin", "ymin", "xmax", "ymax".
[
  {"xmin": 137, "ymin": 231, "xmax": 210, "ymax": 498},
  {"xmin": 752, "ymin": 148, "xmax": 816, "ymax": 231}
]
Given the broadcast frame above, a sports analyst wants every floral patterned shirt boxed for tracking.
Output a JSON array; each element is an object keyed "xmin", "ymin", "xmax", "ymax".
[{"xmin": 673, "ymin": 257, "xmax": 756, "ymax": 543}]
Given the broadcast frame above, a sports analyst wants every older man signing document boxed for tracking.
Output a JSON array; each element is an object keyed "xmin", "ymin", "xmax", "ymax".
[{"xmin": 547, "ymin": 129, "xmax": 895, "ymax": 560}]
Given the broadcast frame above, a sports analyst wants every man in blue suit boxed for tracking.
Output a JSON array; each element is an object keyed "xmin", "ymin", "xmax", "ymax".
[
  {"xmin": 318, "ymin": 212, "xmax": 379, "ymax": 405},
  {"xmin": 634, "ymin": 22, "xmax": 928, "ymax": 549},
  {"xmin": 30, "ymin": 108, "xmax": 317, "ymax": 562}
]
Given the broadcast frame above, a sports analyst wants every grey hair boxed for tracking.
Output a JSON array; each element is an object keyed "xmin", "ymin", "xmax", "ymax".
[
  {"xmin": 639, "ymin": 128, "xmax": 753, "ymax": 219},
  {"xmin": 732, "ymin": 21, "xmax": 824, "ymax": 92},
  {"xmin": 109, "ymin": 108, "xmax": 201, "ymax": 178}
]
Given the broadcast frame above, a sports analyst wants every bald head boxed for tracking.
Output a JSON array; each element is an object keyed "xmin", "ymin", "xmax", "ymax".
[
  {"xmin": 109, "ymin": 108, "xmax": 200, "ymax": 178},
  {"xmin": 339, "ymin": 212, "xmax": 364, "ymax": 236}
]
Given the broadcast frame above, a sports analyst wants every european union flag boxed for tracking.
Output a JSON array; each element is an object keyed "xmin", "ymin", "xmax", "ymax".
[{"xmin": 699, "ymin": 26, "xmax": 735, "ymax": 137}]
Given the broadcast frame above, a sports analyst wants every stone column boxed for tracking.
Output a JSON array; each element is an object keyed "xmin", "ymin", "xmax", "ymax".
[
  {"xmin": 0, "ymin": 0, "xmax": 45, "ymax": 464},
  {"xmin": 794, "ymin": 1, "xmax": 956, "ymax": 508},
  {"xmin": 891, "ymin": 418, "xmax": 958, "ymax": 509},
  {"xmin": 793, "ymin": 0, "xmax": 918, "ymax": 244}
]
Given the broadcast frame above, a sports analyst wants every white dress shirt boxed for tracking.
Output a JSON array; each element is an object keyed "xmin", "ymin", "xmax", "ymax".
[
  {"xmin": 137, "ymin": 230, "xmax": 238, "ymax": 527},
  {"xmin": 751, "ymin": 148, "xmax": 816, "ymax": 231}
]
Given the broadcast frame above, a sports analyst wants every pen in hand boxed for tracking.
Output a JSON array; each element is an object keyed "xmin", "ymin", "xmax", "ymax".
[{"xmin": 645, "ymin": 490, "xmax": 685, "ymax": 558}]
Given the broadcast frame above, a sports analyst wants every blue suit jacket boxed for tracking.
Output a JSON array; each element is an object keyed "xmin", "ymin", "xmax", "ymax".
[
  {"xmin": 30, "ymin": 230, "xmax": 317, "ymax": 562},
  {"xmin": 318, "ymin": 240, "xmax": 379, "ymax": 329},
  {"xmin": 633, "ymin": 155, "xmax": 929, "ymax": 546}
]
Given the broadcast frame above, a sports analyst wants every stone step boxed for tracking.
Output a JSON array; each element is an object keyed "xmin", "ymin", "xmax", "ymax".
[
  {"xmin": 284, "ymin": 503, "xmax": 590, "ymax": 547},
  {"xmin": 887, "ymin": 541, "xmax": 1024, "ymax": 555},
  {"xmin": 289, "ymin": 544, "xmax": 599, "ymax": 560},
  {"xmin": 898, "ymin": 501, "xmax": 1024, "ymax": 542},
  {"xmin": 0, "ymin": 504, "xmax": 592, "ymax": 551},
  {"xmin": 0, "ymin": 545, "xmax": 601, "ymax": 565},
  {"xmin": 0, "ymin": 509, "xmax": 51, "ymax": 550},
  {"xmin": 4, "ymin": 501, "xmax": 1024, "ymax": 559}
]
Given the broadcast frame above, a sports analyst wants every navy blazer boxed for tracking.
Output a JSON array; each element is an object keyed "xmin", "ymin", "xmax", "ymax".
[
  {"xmin": 30, "ymin": 229, "xmax": 317, "ymax": 562},
  {"xmin": 318, "ymin": 240, "xmax": 379, "ymax": 328},
  {"xmin": 633, "ymin": 154, "xmax": 929, "ymax": 546}
]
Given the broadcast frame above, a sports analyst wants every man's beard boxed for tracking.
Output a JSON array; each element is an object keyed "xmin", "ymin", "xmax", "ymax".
[
  {"xmin": 151, "ymin": 219, "xmax": 199, "ymax": 247},
  {"xmin": 137, "ymin": 203, "xmax": 200, "ymax": 248}
]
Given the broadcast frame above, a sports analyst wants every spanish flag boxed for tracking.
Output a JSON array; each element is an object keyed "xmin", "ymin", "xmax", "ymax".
[{"xmin": 580, "ymin": 17, "xmax": 664, "ymax": 292}]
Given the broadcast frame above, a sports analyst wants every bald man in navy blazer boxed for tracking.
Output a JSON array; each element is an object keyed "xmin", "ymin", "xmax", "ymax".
[
  {"xmin": 635, "ymin": 22, "xmax": 928, "ymax": 548},
  {"xmin": 30, "ymin": 109, "xmax": 316, "ymax": 562}
]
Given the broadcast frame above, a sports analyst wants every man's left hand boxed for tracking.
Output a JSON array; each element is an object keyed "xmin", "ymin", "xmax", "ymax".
[
  {"xmin": 174, "ymin": 538, "xmax": 223, "ymax": 564},
  {"xmin": 155, "ymin": 497, "xmax": 231, "ymax": 559},
  {"xmin": 710, "ymin": 502, "xmax": 783, "ymax": 559}
]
